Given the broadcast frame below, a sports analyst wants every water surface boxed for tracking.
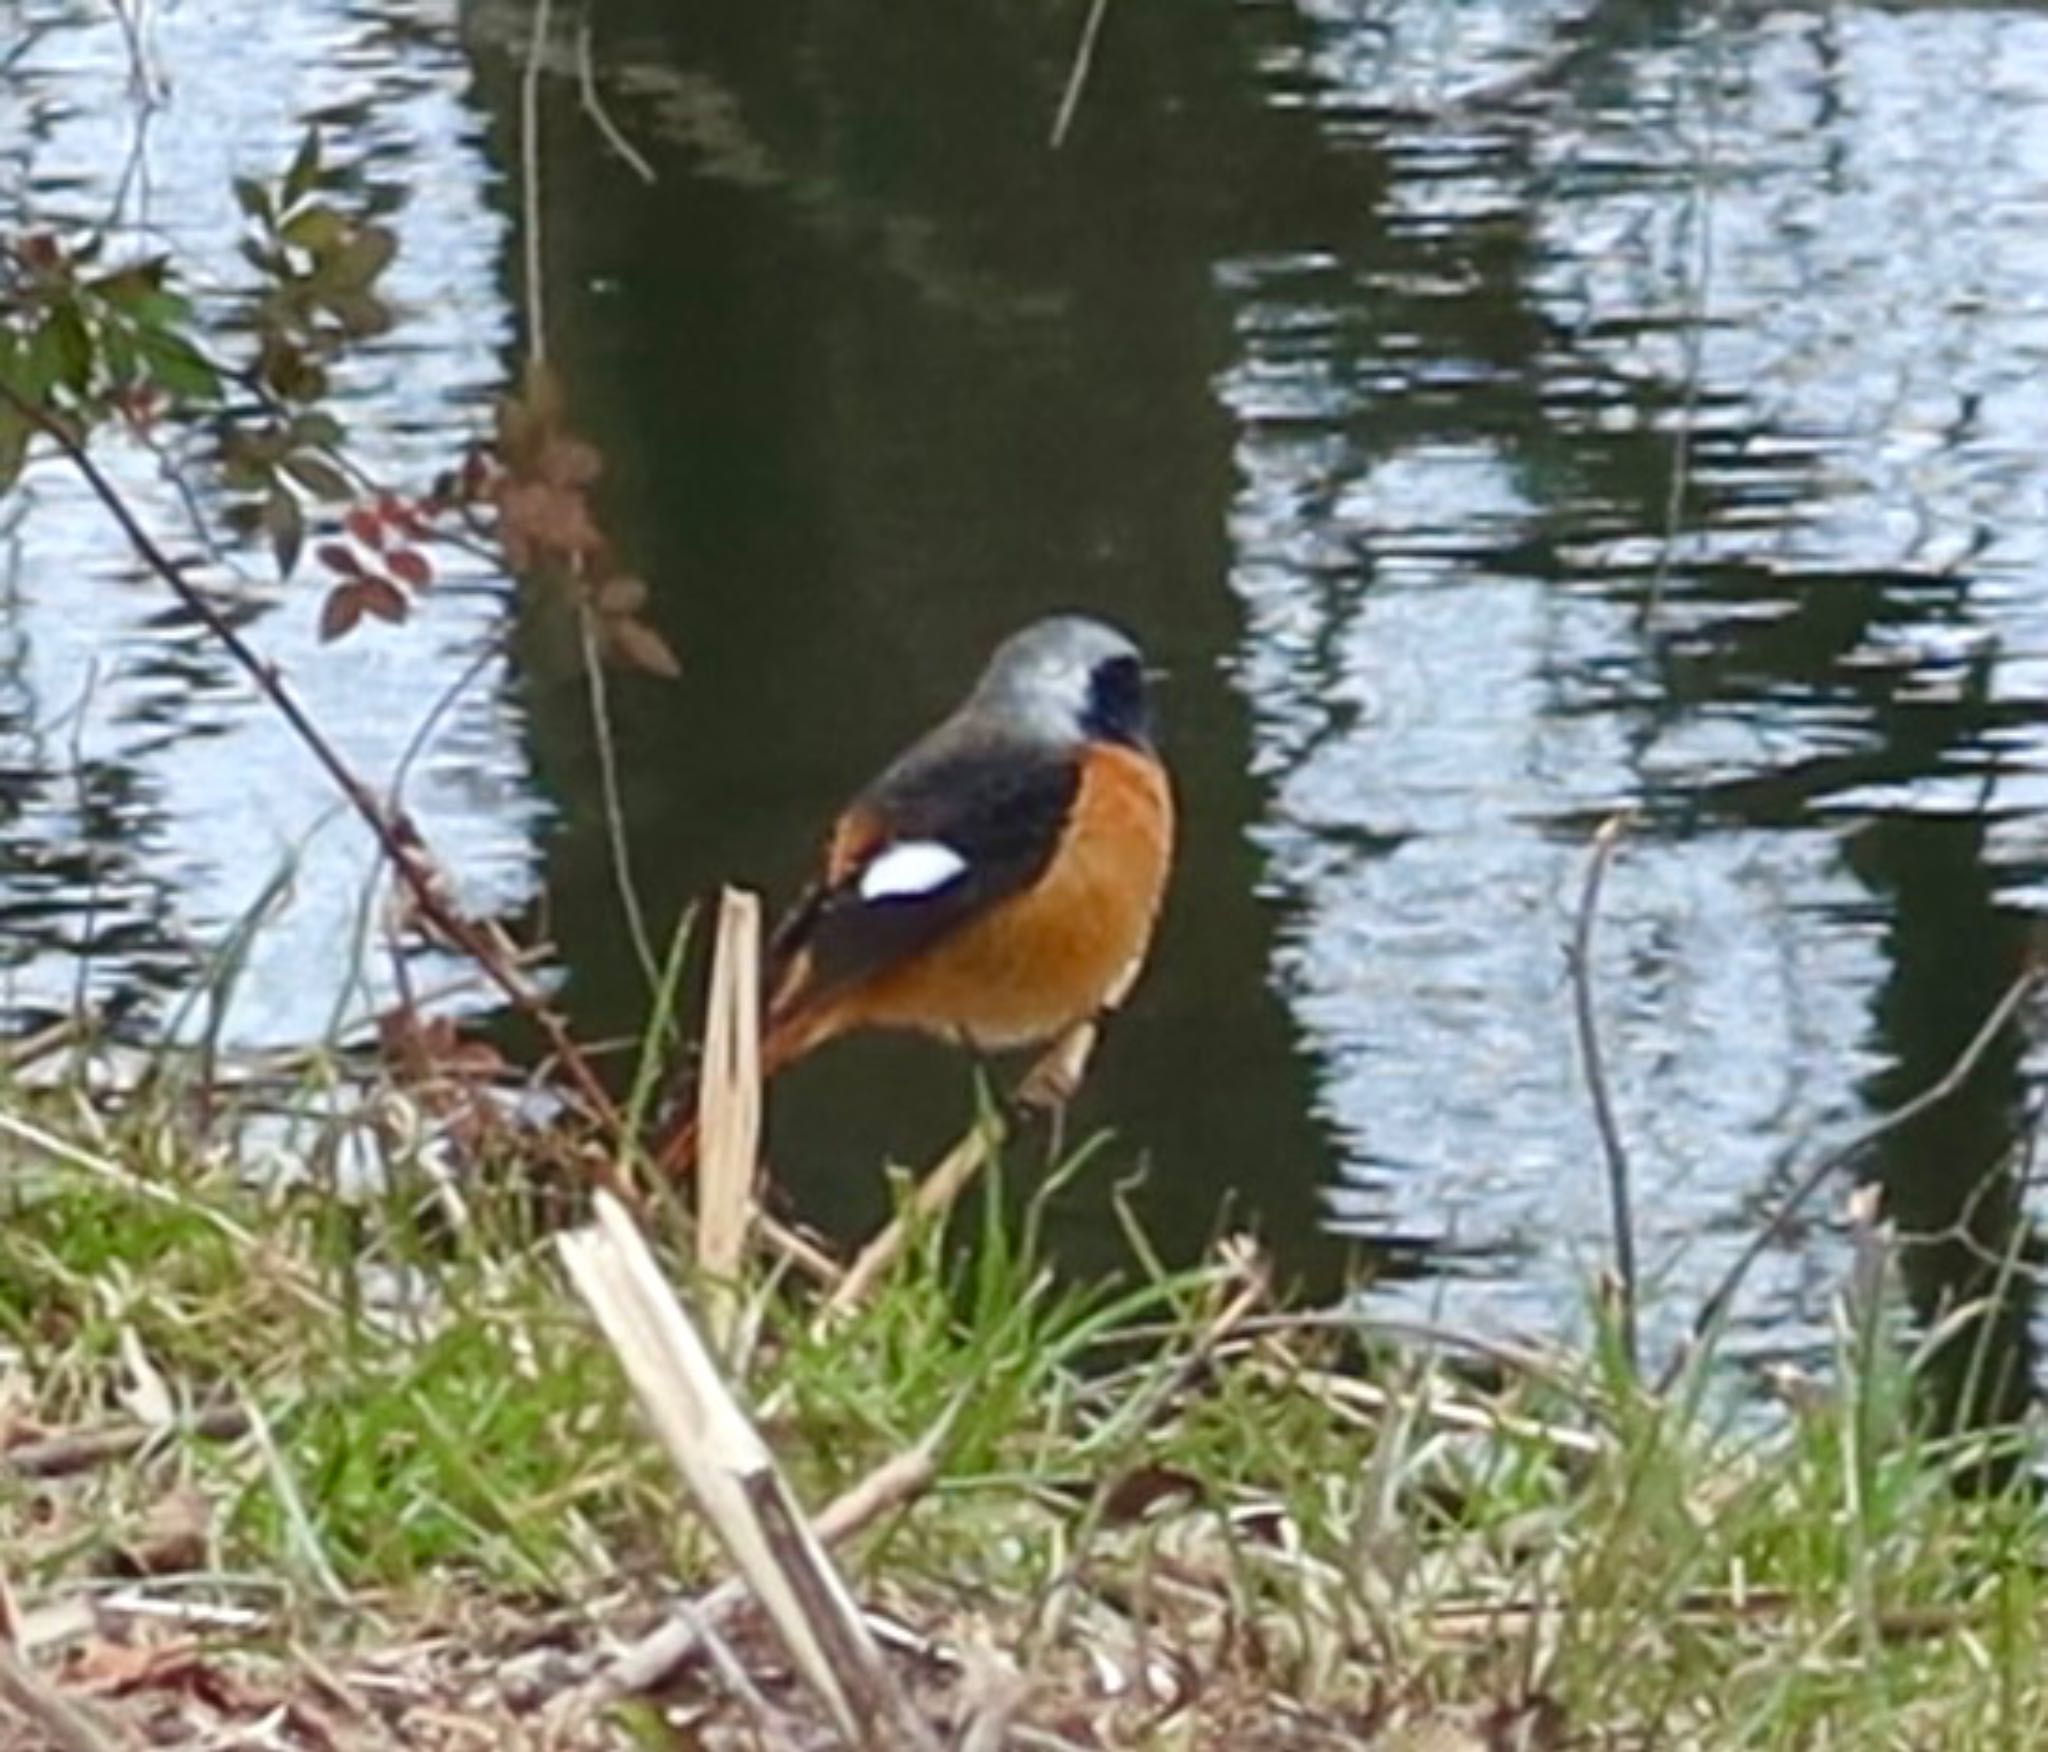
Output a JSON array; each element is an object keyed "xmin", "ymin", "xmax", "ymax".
[{"xmin": 9, "ymin": 0, "xmax": 2048, "ymax": 1411}]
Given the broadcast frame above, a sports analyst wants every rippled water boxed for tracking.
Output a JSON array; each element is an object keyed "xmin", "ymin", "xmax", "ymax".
[
  {"xmin": 9, "ymin": 0, "xmax": 2048, "ymax": 1399},
  {"xmin": 2, "ymin": 0, "xmax": 535, "ymax": 1043},
  {"xmin": 1225, "ymin": 4, "xmax": 2048, "ymax": 1377}
]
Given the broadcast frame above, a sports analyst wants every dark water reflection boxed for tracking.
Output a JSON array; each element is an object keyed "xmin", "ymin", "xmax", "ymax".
[{"xmin": 10, "ymin": 0, "xmax": 2048, "ymax": 1410}]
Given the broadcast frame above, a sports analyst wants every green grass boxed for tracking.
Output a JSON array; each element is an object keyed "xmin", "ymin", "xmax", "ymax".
[{"xmin": 0, "ymin": 1052, "xmax": 2044, "ymax": 1748}]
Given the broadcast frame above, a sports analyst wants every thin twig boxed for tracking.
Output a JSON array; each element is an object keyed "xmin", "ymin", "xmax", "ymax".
[
  {"xmin": 576, "ymin": 13, "xmax": 657, "ymax": 184},
  {"xmin": 1637, "ymin": 3, "xmax": 1721, "ymax": 630},
  {"xmin": 0, "ymin": 1641, "xmax": 122, "ymax": 1752},
  {"xmin": 387, "ymin": 637, "xmax": 504, "ymax": 814},
  {"xmin": 3, "ymin": 1405, "xmax": 251, "ymax": 1480},
  {"xmin": 819, "ymin": 1111, "xmax": 1007, "ymax": 1324},
  {"xmin": 579, "ymin": 603, "xmax": 662, "ymax": 991},
  {"xmin": 1669, "ymin": 962, "xmax": 2042, "ymax": 1393},
  {"xmin": 816, "ymin": 1017, "xmax": 1105, "ymax": 1323},
  {"xmin": 520, "ymin": 0, "xmax": 552, "ymax": 363},
  {"xmin": 1050, "ymin": 0, "xmax": 1113, "ymax": 149},
  {"xmin": 674, "ymin": 1600, "xmax": 804, "ymax": 1750},
  {"xmin": 1569, "ymin": 811, "xmax": 1638, "ymax": 1376},
  {"xmin": 1268, "ymin": 1358, "xmax": 1606, "ymax": 1462},
  {"xmin": 0, "ymin": 388, "xmax": 628, "ymax": 1165}
]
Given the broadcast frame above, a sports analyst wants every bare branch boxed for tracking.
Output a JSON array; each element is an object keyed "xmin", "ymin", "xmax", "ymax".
[
  {"xmin": 1050, "ymin": 0, "xmax": 1114, "ymax": 149},
  {"xmin": 1670, "ymin": 962, "xmax": 2042, "ymax": 1392}
]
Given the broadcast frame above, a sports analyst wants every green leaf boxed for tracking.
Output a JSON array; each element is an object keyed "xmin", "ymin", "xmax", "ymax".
[
  {"xmin": 220, "ymin": 450, "xmax": 273, "ymax": 493},
  {"xmin": 259, "ymin": 338, "xmax": 327, "ymax": 403},
  {"xmin": 283, "ymin": 453, "xmax": 351, "ymax": 501},
  {"xmin": 87, "ymin": 258, "xmax": 169, "ymax": 309},
  {"xmin": 238, "ymin": 238, "xmax": 289, "ymax": 278},
  {"xmin": 0, "ymin": 403, "xmax": 28, "ymax": 494},
  {"xmin": 284, "ymin": 126, "xmax": 323, "ymax": 210},
  {"xmin": 100, "ymin": 319, "xmax": 140, "ymax": 387},
  {"xmin": 322, "ymin": 290, "xmax": 391, "ymax": 339},
  {"xmin": 264, "ymin": 483, "xmax": 305, "ymax": 578},
  {"xmin": 131, "ymin": 289, "xmax": 196, "ymax": 329},
  {"xmin": 36, "ymin": 304, "xmax": 94, "ymax": 398},
  {"xmin": 290, "ymin": 411, "xmax": 344, "ymax": 448},
  {"xmin": 12, "ymin": 326, "xmax": 55, "ymax": 402},
  {"xmin": 281, "ymin": 204, "xmax": 348, "ymax": 256},
  {"xmin": 328, "ymin": 226, "xmax": 397, "ymax": 291},
  {"xmin": 136, "ymin": 326, "xmax": 220, "ymax": 403},
  {"xmin": 232, "ymin": 176, "xmax": 274, "ymax": 226}
]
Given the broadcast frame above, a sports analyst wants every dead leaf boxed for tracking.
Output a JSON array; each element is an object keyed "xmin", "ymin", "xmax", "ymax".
[
  {"xmin": 602, "ymin": 615, "xmax": 681, "ymax": 679},
  {"xmin": 111, "ymin": 1484, "xmax": 211, "ymax": 1577},
  {"xmin": 1099, "ymin": 1463, "xmax": 1205, "ymax": 1526},
  {"xmin": 538, "ymin": 433, "xmax": 602, "ymax": 488}
]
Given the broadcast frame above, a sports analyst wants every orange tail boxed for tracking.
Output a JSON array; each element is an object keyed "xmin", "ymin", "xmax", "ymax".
[{"xmin": 649, "ymin": 1001, "xmax": 843, "ymax": 1178}]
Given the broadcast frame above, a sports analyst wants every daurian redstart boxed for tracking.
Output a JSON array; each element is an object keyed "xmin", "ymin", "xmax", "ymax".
[{"xmin": 659, "ymin": 614, "xmax": 1174, "ymax": 1173}]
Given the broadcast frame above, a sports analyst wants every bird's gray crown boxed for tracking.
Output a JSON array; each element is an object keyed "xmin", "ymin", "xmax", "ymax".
[{"xmin": 965, "ymin": 615, "xmax": 1145, "ymax": 746}]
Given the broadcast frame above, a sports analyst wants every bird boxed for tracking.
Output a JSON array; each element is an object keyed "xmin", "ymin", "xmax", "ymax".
[{"xmin": 656, "ymin": 613, "xmax": 1175, "ymax": 1176}]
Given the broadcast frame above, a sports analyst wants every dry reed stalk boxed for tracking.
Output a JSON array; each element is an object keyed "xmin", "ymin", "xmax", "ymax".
[
  {"xmin": 558, "ymin": 1193, "xmax": 937, "ymax": 1749},
  {"xmin": 695, "ymin": 889, "xmax": 764, "ymax": 1331},
  {"xmin": 594, "ymin": 1428, "xmax": 947, "ymax": 1698}
]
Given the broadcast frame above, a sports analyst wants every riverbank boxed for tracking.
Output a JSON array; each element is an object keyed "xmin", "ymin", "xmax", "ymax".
[{"xmin": 0, "ymin": 1032, "xmax": 2041, "ymax": 1751}]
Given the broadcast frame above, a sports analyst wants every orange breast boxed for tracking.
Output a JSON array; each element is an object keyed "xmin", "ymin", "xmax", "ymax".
[{"xmin": 844, "ymin": 743, "xmax": 1175, "ymax": 1049}]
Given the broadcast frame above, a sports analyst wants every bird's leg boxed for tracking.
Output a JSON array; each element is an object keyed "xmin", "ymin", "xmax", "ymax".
[{"xmin": 1011, "ymin": 1018, "xmax": 1101, "ymax": 1161}]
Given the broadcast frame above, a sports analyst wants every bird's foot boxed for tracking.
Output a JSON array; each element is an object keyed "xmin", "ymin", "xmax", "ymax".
[{"xmin": 1010, "ymin": 1019, "xmax": 1100, "ymax": 1158}]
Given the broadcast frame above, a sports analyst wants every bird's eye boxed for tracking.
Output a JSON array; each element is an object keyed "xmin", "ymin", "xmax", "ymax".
[{"xmin": 1082, "ymin": 653, "xmax": 1149, "ymax": 747}]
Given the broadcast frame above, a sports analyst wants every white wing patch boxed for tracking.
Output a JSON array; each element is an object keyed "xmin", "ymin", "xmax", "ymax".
[{"xmin": 858, "ymin": 839, "xmax": 969, "ymax": 902}]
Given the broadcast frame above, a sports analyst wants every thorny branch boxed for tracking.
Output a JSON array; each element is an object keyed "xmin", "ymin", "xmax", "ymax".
[{"xmin": 0, "ymin": 382, "xmax": 632, "ymax": 1185}]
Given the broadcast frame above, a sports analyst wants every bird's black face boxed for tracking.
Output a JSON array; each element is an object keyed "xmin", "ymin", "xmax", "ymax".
[{"xmin": 1081, "ymin": 652, "xmax": 1151, "ymax": 749}]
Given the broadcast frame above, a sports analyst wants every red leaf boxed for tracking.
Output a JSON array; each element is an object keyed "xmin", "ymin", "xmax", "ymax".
[
  {"xmin": 387, "ymin": 546, "xmax": 432, "ymax": 590},
  {"xmin": 358, "ymin": 575, "xmax": 410, "ymax": 623},
  {"xmin": 380, "ymin": 492, "xmax": 427, "ymax": 539},
  {"xmin": 319, "ymin": 584, "xmax": 364, "ymax": 641},
  {"xmin": 344, "ymin": 504, "xmax": 384, "ymax": 549},
  {"xmin": 314, "ymin": 541, "xmax": 362, "ymax": 577}
]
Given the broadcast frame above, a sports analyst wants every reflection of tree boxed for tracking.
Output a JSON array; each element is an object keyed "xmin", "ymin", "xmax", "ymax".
[
  {"xmin": 1845, "ymin": 708, "xmax": 2040, "ymax": 1464},
  {"xmin": 1237, "ymin": 0, "xmax": 2046, "ymax": 1409},
  {"xmin": 1672, "ymin": 610, "xmax": 2045, "ymax": 1452},
  {"xmin": 1507, "ymin": 10, "xmax": 2046, "ymax": 1432},
  {"xmin": 490, "ymin": 0, "xmax": 2048, "ymax": 1379},
  {"xmin": 0, "ymin": 524, "xmax": 191, "ymax": 1031},
  {"xmin": 485, "ymin": 0, "xmax": 1376, "ymax": 1292}
]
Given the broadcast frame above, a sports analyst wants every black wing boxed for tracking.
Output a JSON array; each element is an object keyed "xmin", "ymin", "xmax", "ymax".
[{"xmin": 771, "ymin": 733, "xmax": 1080, "ymax": 1005}]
